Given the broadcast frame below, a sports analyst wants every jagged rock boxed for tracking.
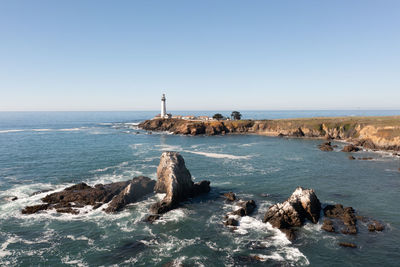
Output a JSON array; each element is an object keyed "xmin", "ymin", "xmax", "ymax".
[
  {"xmin": 150, "ymin": 152, "xmax": 210, "ymax": 214},
  {"xmin": 348, "ymin": 156, "xmax": 356, "ymax": 160},
  {"xmin": 223, "ymin": 192, "xmax": 236, "ymax": 202},
  {"xmin": 342, "ymin": 144, "xmax": 360, "ymax": 152},
  {"xmin": 22, "ymin": 204, "xmax": 50, "ymax": 214},
  {"xmin": 368, "ymin": 220, "xmax": 384, "ymax": 232},
  {"xmin": 22, "ymin": 176, "xmax": 155, "ymax": 215},
  {"xmin": 318, "ymin": 142, "xmax": 333, "ymax": 151},
  {"xmin": 263, "ymin": 187, "xmax": 321, "ymax": 239},
  {"xmin": 224, "ymin": 218, "xmax": 239, "ymax": 226},
  {"xmin": 321, "ymin": 219, "xmax": 335, "ymax": 232},
  {"xmin": 105, "ymin": 177, "xmax": 156, "ymax": 213},
  {"xmin": 339, "ymin": 242, "xmax": 357, "ymax": 248},
  {"xmin": 146, "ymin": 214, "xmax": 161, "ymax": 223},
  {"xmin": 238, "ymin": 200, "xmax": 256, "ymax": 215},
  {"xmin": 323, "ymin": 204, "xmax": 357, "ymax": 235}
]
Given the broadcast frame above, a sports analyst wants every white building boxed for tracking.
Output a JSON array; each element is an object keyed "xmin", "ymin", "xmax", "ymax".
[{"xmin": 160, "ymin": 93, "xmax": 171, "ymax": 119}]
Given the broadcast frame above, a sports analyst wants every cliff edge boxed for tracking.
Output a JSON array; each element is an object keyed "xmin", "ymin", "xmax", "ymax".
[{"xmin": 138, "ymin": 116, "xmax": 400, "ymax": 152}]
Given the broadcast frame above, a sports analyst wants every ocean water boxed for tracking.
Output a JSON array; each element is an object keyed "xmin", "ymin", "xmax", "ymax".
[{"xmin": 0, "ymin": 111, "xmax": 399, "ymax": 266}]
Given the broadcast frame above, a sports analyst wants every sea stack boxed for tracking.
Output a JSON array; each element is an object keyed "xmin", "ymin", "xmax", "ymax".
[{"xmin": 150, "ymin": 152, "xmax": 211, "ymax": 214}]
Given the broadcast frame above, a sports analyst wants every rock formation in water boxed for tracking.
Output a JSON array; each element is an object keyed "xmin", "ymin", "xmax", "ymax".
[
  {"xmin": 232, "ymin": 200, "xmax": 257, "ymax": 216},
  {"xmin": 22, "ymin": 176, "xmax": 155, "ymax": 214},
  {"xmin": 342, "ymin": 144, "xmax": 360, "ymax": 152},
  {"xmin": 223, "ymin": 192, "xmax": 236, "ymax": 202},
  {"xmin": 323, "ymin": 204, "xmax": 357, "ymax": 235},
  {"xmin": 149, "ymin": 152, "xmax": 210, "ymax": 215},
  {"xmin": 318, "ymin": 142, "xmax": 334, "ymax": 151},
  {"xmin": 263, "ymin": 187, "xmax": 321, "ymax": 239}
]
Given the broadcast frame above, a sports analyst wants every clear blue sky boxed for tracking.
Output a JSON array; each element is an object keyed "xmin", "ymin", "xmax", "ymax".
[{"xmin": 0, "ymin": 0, "xmax": 399, "ymax": 111}]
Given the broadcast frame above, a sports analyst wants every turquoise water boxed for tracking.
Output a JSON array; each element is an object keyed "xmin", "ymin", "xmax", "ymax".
[{"xmin": 0, "ymin": 111, "xmax": 399, "ymax": 266}]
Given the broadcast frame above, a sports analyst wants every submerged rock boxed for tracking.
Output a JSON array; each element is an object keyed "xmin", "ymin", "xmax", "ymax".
[
  {"xmin": 150, "ymin": 152, "xmax": 210, "ymax": 214},
  {"xmin": 263, "ymin": 187, "xmax": 321, "ymax": 239},
  {"xmin": 339, "ymin": 242, "xmax": 357, "ymax": 248},
  {"xmin": 318, "ymin": 142, "xmax": 334, "ymax": 151},
  {"xmin": 22, "ymin": 176, "xmax": 155, "ymax": 215},
  {"xmin": 368, "ymin": 220, "xmax": 385, "ymax": 232}
]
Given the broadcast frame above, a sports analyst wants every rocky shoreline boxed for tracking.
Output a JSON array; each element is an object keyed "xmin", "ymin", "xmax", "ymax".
[
  {"xmin": 138, "ymin": 117, "xmax": 400, "ymax": 153},
  {"xmin": 21, "ymin": 152, "xmax": 386, "ymax": 251}
]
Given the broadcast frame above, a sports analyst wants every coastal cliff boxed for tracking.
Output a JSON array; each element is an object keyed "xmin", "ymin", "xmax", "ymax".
[{"xmin": 138, "ymin": 116, "xmax": 400, "ymax": 151}]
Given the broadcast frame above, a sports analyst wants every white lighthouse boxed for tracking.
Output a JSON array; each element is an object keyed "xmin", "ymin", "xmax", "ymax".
[{"xmin": 161, "ymin": 93, "xmax": 167, "ymax": 118}]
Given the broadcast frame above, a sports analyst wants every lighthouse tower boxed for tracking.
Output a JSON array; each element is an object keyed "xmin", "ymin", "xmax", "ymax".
[{"xmin": 161, "ymin": 94, "xmax": 167, "ymax": 118}]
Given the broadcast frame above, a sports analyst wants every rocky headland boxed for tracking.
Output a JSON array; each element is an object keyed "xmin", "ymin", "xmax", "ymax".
[{"xmin": 138, "ymin": 116, "xmax": 400, "ymax": 152}]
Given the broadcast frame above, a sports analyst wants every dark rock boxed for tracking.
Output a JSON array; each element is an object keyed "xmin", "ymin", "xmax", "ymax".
[
  {"xmin": 11, "ymin": 196, "xmax": 18, "ymax": 201},
  {"xmin": 146, "ymin": 214, "xmax": 161, "ymax": 223},
  {"xmin": 191, "ymin": 180, "xmax": 211, "ymax": 197},
  {"xmin": 356, "ymin": 139, "xmax": 377, "ymax": 150},
  {"xmin": 281, "ymin": 228, "xmax": 296, "ymax": 241},
  {"xmin": 150, "ymin": 152, "xmax": 211, "ymax": 215},
  {"xmin": 318, "ymin": 142, "xmax": 333, "ymax": 151},
  {"xmin": 339, "ymin": 242, "xmax": 357, "ymax": 248},
  {"xmin": 323, "ymin": 204, "xmax": 357, "ymax": 235},
  {"xmin": 224, "ymin": 218, "xmax": 239, "ymax": 226},
  {"xmin": 93, "ymin": 203, "xmax": 102, "ymax": 209},
  {"xmin": 368, "ymin": 220, "xmax": 384, "ymax": 232},
  {"xmin": 56, "ymin": 207, "xmax": 79, "ymax": 214},
  {"xmin": 321, "ymin": 219, "xmax": 335, "ymax": 232},
  {"xmin": 21, "ymin": 204, "xmax": 50, "ymax": 214},
  {"xmin": 223, "ymin": 192, "xmax": 236, "ymax": 202},
  {"xmin": 22, "ymin": 176, "xmax": 155, "ymax": 215},
  {"xmin": 342, "ymin": 144, "xmax": 360, "ymax": 152},
  {"xmin": 237, "ymin": 200, "xmax": 256, "ymax": 216},
  {"xmin": 263, "ymin": 187, "xmax": 321, "ymax": 238},
  {"xmin": 348, "ymin": 156, "xmax": 356, "ymax": 160},
  {"xmin": 359, "ymin": 157, "xmax": 373, "ymax": 160},
  {"xmin": 232, "ymin": 208, "xmax": 246, "ymax": 217}
]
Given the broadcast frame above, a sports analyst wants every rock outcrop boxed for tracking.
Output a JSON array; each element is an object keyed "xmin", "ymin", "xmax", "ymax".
[
  {"xmin": 318, "ymin": 142, "xmax": 334, "ymax": 151},
  {"xmin": 22, "ymin": 176, "xmax": 155, "ymax": 214},
  {"xmin": 323, "ymin": 204, "xmax": 357, "ymax": 235},
  {"xmin": 149, "ymin": 152, "xmax": 210, "ymax": 215},
  {"xmin": 223, "ymin": 192, "xmax": 236, "ymax": 202},
  {"xmin": 232, "ymin": 200, "xmax": 256, "ymax": 216},
  {"xmin": 342, "ymin": 144, "xmax": 360, "ymax": 152},
  {"xmin": 263, "ymin": 187, "xmax": 321, "ymax": 239},
  {"xmin": 367, "ymin": 220, "xmax": 385, "ymax": 232}
]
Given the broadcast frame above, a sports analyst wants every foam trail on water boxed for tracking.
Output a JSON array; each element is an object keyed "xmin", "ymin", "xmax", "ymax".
[
  {"xmin": 183, "ymin": 150, "xmax": 251, "ymax": 159},
  {"xmin": 0, "ymin": 129, "xmax": 24, "ymax": 133}
]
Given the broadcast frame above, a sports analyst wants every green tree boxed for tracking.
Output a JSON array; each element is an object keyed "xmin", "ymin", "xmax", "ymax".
[
  {"xmin": 231, "ymin": 111, "xmax": 242, "ymax": 120},
  {"xmin": 213, "ymin": 113, "xmax": 223, "ymax": 120}
]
